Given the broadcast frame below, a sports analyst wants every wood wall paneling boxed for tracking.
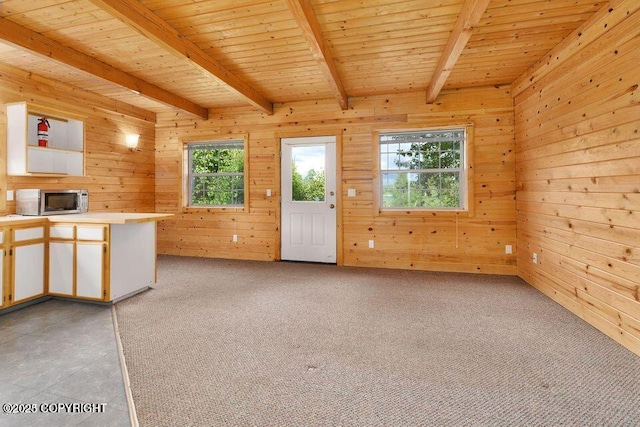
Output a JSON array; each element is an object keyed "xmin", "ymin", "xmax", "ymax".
[
  {"xmin": 0, "ymin": 63, "xmax": 155, "ymax": 215},
  {"xmin": 514, "ymin": 0, "xmax": 640, "ymax": 356},
  {"xmin": 156, "ymin": 86, "xmax": 517, "ymax": 274}
]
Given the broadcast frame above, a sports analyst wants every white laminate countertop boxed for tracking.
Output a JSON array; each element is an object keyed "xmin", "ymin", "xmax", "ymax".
[
  {"xmin": 0, "ymin": 216, "xmax": 48, "ymax": 225},
  {"xmin": 48, "ymin": 212, "xmax": 173, "ymax": 224},
  {"xmin": 0, "ymin": 213, "xmax": 173, "ymax": 225}
]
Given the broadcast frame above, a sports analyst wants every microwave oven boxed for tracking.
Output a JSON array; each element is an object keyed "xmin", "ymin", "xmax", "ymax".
[{"xmin": 16, "ymin": 189, "xmax": 88, "ymax": 216}]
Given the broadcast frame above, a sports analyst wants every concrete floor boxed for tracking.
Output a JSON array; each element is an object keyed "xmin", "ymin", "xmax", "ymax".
[{"xmin": 0, "ymin": 299, "xmax": 131, "ymax": 427}]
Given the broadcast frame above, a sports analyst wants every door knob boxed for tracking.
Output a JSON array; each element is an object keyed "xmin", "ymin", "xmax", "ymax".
[{"xmin": 330, "ymin": 204, "xmax": 335, "ymax": 209}]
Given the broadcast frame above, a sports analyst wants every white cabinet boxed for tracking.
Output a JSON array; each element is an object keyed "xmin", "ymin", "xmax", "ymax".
[
  {"xmin": 48, "ymin": 225, "xmax": 74, "ymax": 296},
  {"xmin": 12, "ymin": 225, "xmax": 46, "ymax": 304},
  {"xmin": 49, "ymin": 241, "xmax": 74, "ymax": 296},
  {"xmin": 12, "ymin": 237, "xmax": 46, "ymax": 304},
  {"xmin": 6, "ymin": 102, "xmax": 85, "ymax": 176},
  {"xmin": 0, "ymin": 230, "xmax": 5, "ymax": 309},
  {"xmin": 2, "ymin": 223, "xmax": 47, "ymax": 306},
  {"xmin": 76, "ymin": 243, "xmax": 105, "ymax": 299},
  {"xmin": 48, "ymin": 224, "xmax": 107, "ymax": 301},
  {"xmin": 76, "ymin": 225, "xmax": 106, "ymax": 300}
]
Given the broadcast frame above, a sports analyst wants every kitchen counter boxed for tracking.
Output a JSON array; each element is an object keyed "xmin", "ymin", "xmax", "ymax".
[
  {"xmin": 48, "ymin": 212, "xmax": 173, "ymax": 224},
  {"xmin": 0, "ymin": 212, "xmax": 172, "ymax": 225},
  {"xmin": 0, "ymin": 212, "xmax": 173, "ymax": 309},
  {"xmin": 0, "ymin": 215, "xmax": 48, "ymax": 225}
]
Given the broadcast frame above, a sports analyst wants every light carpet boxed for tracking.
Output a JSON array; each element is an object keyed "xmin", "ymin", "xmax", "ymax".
[{"xmin": 114, "ymin": 255, "xmax": 640, "ymax": 426}]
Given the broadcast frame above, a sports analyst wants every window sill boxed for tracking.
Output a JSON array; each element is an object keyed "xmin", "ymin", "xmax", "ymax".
[
  {"xmin": 183, "ymin": 206, "xmax": 246, "ymax": 214},
  {"xmin": 376, "ymin": 208, "xmax": 471, "ymax": 218}
]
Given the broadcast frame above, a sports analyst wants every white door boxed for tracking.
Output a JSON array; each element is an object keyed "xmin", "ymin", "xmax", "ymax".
[{"xmin": 281, "ymin": 136, "xmax": 337, "ymax": 263}]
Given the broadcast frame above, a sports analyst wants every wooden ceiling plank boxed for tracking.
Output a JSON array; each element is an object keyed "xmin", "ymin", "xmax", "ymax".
[
  {"xmin": 511, "ymin": 0, "xmax": 640, "ymax": 97},
  {"xmin": 425, "ymin": 0, "xmax": 492, "ymax": 104},
  {"xmin": 0, "ymin": 61, "xmax": 156, "ymax": 122},
  {"xmin": 284, "ymin": 0, "xmax": 348, "ymax": 110},
  {"xmin": 0, "ymin": 16, "xmax": 208, "ymax": 119},
  {"xmin": 89, "ymin": 0, "xmax": 273, "ymax": 115}
]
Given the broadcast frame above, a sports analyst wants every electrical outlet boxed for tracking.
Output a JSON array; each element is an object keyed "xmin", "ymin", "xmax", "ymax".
[
  {"xmin": 6, "ymin": 190, "xmax": 13, "ymax": 201},
  {"xmin": 368, "ymin": 240, "xmax": 374, "ymax": 249},
  {"xmin": 505, "ymin": 245, "xmax": 512, "ymax": 254},
  {"xmin": 266, "ymin": 189, "xmax": 272, "ymax": 197},
  {"xmin": 347, "ymin": 188, "xmax": 356, "ymax": 197},
  {"xmin": 532, "ymin": 252, "xmax": 538, "ymax": 264},
  {"xmin": 232, "ymin": 234, "xmax": 238, "ymax": 243}
]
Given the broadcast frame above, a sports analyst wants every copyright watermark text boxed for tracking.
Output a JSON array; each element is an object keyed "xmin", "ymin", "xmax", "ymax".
[{"xmin": 2, "ymin": 402, "xmax": 107, "ymax": 415}]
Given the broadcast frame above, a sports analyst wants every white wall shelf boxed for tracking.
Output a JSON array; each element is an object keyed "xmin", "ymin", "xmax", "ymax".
[{"xmin": 6, "ymin": 102, "xmax": 85, "ymax": 176}]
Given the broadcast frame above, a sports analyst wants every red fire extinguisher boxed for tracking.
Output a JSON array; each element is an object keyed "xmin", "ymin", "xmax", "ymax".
[{"xmin": 37, "ymin": 117, "xmax": 50, "ymax": 147}]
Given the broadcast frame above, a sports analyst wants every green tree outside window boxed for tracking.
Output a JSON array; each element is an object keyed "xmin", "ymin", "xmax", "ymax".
[
  {"xmin": 188, "ymin": 141, "xmax": 245, "ymax": 206},
  {"xmin": 380, "ymin": 130, "xmax": 465, "ymax": 209}
]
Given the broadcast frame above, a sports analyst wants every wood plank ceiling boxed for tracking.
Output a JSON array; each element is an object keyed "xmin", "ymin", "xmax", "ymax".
[{"xmin": 0, "ymin": 0, "xmax": 605, "ymax": 119}]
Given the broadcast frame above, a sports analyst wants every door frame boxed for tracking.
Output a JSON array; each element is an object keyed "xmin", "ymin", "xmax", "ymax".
[{"xmin": 275, "ymin": 130, "xmax": 343, "ymax": 265}]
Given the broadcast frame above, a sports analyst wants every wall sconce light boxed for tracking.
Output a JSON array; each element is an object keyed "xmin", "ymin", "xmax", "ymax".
[{"xmin": 125, "ymin": 133, "xmax": 140, "ymax": 151}]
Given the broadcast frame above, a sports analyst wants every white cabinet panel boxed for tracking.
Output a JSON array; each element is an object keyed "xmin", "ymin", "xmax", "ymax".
[
  {"xmin": 110, "ymin": 222, "xmax": 155, "ymax": 300},
  {"xmin": 50, "ymin": 226, "xmax": 74, "ymax": 239},
  {"xmin": 14, "ymin": 226, "xmax": 44, "ymax": 242},
  {"xmin": 6, "ymin": 103, "xmax": 28, "ymax": 176},
  {"xmin": 76, "ymin": 227, "xmax": 105, "ymax": 241},
  {"xmin": 13, "ymin": 243, "xmax": 45, "ymax": 302},
  {"xmin": 6, "ymin": 102, "xmax": 84, "ymax": 176},
  {"xmin": 76, "ymin": 243, "xmax": 103, "ymax": 299},
  {"xmin": 49, "ymin": 241, "xmax": 74, "ymax": 296},
  {"xmin": 0, "ymin": 249, "xmax": 4, "ymax": 308},
  {"xmin": 26, "ymin": 147, "xmax": 84, "ymax": 175}
]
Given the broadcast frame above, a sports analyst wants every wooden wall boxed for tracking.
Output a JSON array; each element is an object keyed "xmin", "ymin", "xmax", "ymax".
[
  {"xmin": 155, "ymin": 86, "xmax": 517, "ymax": 274},
  {"xmin": 0, "ymin": 63, "xmax": 156, "ymax": 214},
  {"xmin": 513, "ymin": 1, "xmax": 640, "ymax": 355}
]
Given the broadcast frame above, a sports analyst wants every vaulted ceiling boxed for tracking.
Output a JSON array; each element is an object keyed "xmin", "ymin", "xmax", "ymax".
[{"xmin": 0, "ymin": 0, "xmax": 605, "ymax": 119}]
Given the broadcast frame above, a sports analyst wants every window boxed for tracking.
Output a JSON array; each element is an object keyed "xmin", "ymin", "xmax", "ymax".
[
  {"xmin": 379, "ymin": 128, "xmax": 466, "ymax": 210},
  {"xmin": 291, "ymin": 145, "xmax": 326, "ymax": 202},
  {"xmin": 186, "ymin": 140, "xmax": 245, "ymax": 207}
]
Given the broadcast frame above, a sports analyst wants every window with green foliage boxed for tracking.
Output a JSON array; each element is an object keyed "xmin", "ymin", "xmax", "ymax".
[
  {"xmin": 380, "ymin": 129, "xmax": 466, "ymax": 210},
  {"xmin": 187, "ymin": 141, "xmax": 245, "ymax": 207},
  {"xmin": 291, "ymin": 145, "xmax": 326, "ymax": 202}
]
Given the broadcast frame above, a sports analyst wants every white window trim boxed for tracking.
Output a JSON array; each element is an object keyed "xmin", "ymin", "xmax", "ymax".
[
  {"xmin": 182, "ymin": 136, "xmax": 249, "ymax": 212},
  {"xmin": 373, "ymin": 125, "xmax": 474, "ymax": 217}
]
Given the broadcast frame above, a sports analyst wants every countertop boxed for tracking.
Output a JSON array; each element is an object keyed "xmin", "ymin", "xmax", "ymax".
[{"xmin": 0, "ymin": 212, "xmax": 173, "ymax": 225}]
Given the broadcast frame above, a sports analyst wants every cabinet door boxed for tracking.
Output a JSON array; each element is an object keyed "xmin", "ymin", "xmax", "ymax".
[
  {"xmin": 13, "ymin": 243, "xmax": 45, "ymax": 303},
  {"xmin": 49, "ymin": 225, "xmax": 75, "ymax": 239},
  {"xmin": 49, "ymin": 241, "xmax": 74, "ymax": 296},
  {"xmin": 76, "ymin": 242, "xmax": 104, "ymax": 299},
  {"xmin": 0, "ymin": 230, "xmax": 4, "ymax": 308},
  {"xmin": 0, "ymin": 248, "xmax": 4, "ymax": 309}
]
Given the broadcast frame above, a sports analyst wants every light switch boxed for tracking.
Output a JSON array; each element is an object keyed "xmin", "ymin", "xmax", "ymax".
[
  {"xmin": 347, "ymin": 188, "xmax": 356, "ymax": 197},
  {"xmin": 6, "ymin": 190, "xmax": 13, "ymax": 201}
]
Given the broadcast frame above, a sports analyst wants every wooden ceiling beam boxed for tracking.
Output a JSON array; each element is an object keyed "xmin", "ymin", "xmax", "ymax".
[
  {"xmin": 426, "ymin": 0, "xmax": 491, "ymax": 104},
  {"xmin": 0, "ymin": 62, "xmax": 156, "ymax": 123},
  {"xmin": 0, "ymin": 17, "xmax": 207, "ymax": 119},
  {"xmin": 89, "ymin": 0, "xmax": 273, "ymax": 115},
  {"xmin": 285, "ymin": 0, "xmax": 348, "ymax": 110}
]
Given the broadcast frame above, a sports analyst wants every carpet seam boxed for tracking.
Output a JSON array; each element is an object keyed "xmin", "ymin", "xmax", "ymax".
[{"xmin": 111, "ymin": 304, "xmax": 139, "ymax": 427}]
